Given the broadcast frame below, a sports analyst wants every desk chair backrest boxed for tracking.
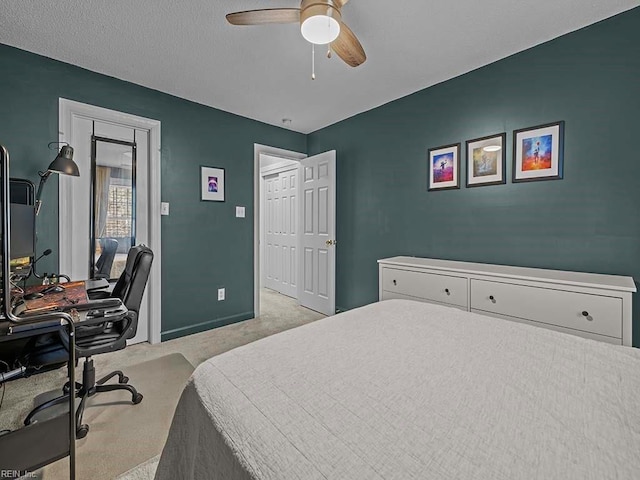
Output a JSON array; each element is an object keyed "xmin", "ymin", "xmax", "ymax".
[
  {"xmin": 95, "ymin": 238, "xmax": 118, "ymax": 279},
  {"xmin": 111, "ymin": 245, "xmax": 154, "ymax": 314}
]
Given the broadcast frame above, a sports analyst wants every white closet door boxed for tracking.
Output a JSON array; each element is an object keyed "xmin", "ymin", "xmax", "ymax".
[{"xmin": 263, "ymin": 169, "xmax": 298, "ymax": 298}]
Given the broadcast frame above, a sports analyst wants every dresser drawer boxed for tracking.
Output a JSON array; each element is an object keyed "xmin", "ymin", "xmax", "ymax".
[
  {"xmin": 381, "ymin": 290, "xmax": 467, "ymax": 311},
  {"xmin": 470, "ymin": 279, "xmax": 622, "ymax": 339},
  {"xmin": 382, "ymin": 268, "xmax": 468, "ymax": 308}
]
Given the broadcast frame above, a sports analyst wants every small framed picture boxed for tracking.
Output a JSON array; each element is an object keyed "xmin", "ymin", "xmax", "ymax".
[
  {"xmin": 466, "ymin": 133, "xmax": 506, "ymax": 187},
  {"xmin": 428, "ymin": 143, "xmax": 460, "ymax": 191},
  {"xmin": 201, "ymin": 166, "xmax": 225, "ymax": 201},
  {"xmin": 513, "ymin": 121, "xmax": 564, "ymax": 182}
]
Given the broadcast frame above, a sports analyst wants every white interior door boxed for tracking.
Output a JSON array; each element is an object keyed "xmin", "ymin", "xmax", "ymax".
[
  {"xmin": 263, "ymin": 169, "xmax": 298, "ymax": 297},
  {"xmin": 263, "ymin": 174, "xmax": 279, "ymax": 291},
  {"xmin": 298, "ymin": 151, "xmax": 336, "ymax": 315}
]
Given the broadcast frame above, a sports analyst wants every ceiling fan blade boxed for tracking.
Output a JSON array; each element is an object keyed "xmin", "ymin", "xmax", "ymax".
[
  {"xmin": 331, "ymin": 22, "xmax": 366, "ymax": 67},
  {"xmin": 226, "ymin": 8, "xmax": 300, "ymax": 26}
]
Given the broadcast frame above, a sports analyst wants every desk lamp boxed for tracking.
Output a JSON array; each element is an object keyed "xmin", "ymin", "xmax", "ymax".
[{"xmin": 35, "ymin": 142, "xmax": 80, "ymax": 215}]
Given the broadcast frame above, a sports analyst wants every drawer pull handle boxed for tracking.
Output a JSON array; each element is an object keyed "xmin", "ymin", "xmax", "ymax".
[
  {"xmin": 489, "ymin": 295, "xmax": 496, "ymax": 303},
  {"xmin": 393, "ymin": 279, "xmax": 397, "ymax": 286},
  {"xmin": 445, "ymin": 288, "xmax": 450, "ymax": 295}
]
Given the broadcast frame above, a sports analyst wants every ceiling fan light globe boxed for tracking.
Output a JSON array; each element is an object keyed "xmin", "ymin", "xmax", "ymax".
[{"xmin": 301, "ymin": 15, "xmax": 340, "ymax": 44}]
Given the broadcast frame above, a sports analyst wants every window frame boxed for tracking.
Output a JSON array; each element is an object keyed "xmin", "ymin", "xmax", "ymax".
[{"xmin": 89, "ymin": 135, "xmax": 137, "ymax": 280}]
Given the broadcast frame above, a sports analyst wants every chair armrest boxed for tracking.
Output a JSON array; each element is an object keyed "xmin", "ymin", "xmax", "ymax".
[
  {"xmin": 63, "ymin": 299, "xmax": 126, "ymax": 340},
  {"xmin": 79, "ymin": 309, "xmax": 129, "ymax": 328},
  {"xmin": 57, "ymin": 310, "xmax": 132, "ymax": 354},
  {"xmin": 59, "ymin": 297, "xmax": 122, "ymax": 312},
  {"xmin": 74, "ymin": 311, "xmax": 136, "ymax": 357}
]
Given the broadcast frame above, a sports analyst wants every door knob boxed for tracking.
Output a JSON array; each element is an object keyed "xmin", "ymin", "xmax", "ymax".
[{"xmin": 325, "ymin": 239, "xmax": 336, "ymax": 246}]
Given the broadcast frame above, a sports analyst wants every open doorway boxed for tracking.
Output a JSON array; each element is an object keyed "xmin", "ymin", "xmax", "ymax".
[
  {"xmin": 59, "ymin": 99, "xmax": 161, "ymax": 345},
  {"xmin": 255, "ymin": 146, "xmax": 309, "ymax": 321},
  {"xmin": 253, "ymin": 144, "xmax": 337, "ymax": 321}
]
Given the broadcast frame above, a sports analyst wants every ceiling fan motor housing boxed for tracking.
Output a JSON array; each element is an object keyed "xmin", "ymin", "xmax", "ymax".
[{"xmin": 300, "ymin": 0, "xmax": 342, "ymax": 28}]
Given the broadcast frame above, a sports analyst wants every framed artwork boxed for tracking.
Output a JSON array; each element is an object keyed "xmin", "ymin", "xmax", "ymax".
[
  {"xmin": 201, "ymin": 166, "xmax": 225, "ymax": 201},
  {"xmin": 428, "ymin": 143, "xmax": 460, "ymax": 191},
  {"xmin": 513, "ymin": 121, "xmax": 564, "ymax": 182},
  {"xmin": 466, "ymin": 133, "xmax": 506, "ymax": 187}
]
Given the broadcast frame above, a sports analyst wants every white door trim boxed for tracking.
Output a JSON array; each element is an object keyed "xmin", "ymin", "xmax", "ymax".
[
  {"xmin": 58, "ymin": 98, "xmax": 162, "ymax": 344},
  {"xmin": 254, "ymin": 144, "xmax": 306, "ymax": 318},
  {"xmin": 260, "ymin": 160, "xmax": 301, "ymax": 176}
]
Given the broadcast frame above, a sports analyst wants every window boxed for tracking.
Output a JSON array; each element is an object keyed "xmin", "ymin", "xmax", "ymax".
[{"xmin": 105, "ymin": 183, "xmax": 133, "ymax": 238}]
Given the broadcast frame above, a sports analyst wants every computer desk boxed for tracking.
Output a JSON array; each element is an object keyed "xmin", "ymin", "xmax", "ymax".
[
  {"xmin": 2, "ymin": 278, "xmax": 125, "ymax": 376},
  {"xmin": 6, "ymin": 279, "xmax": 124, "ymax": 335},
  {"xmin": 1, "ymin": 279, "xmax": 125, "ymax": 476},
  {"xmin": 0, "ymin": 304, "xmax": 79, "ymax": 478}
]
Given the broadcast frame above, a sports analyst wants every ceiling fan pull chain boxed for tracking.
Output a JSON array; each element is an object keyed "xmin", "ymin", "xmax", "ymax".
[
  {"xmin": 311, "ymin": 43, "xmax": 316, "ymax": 80},
  {"xmin": 327, "ymin": 44, "xmax": 332, "ymax": 59}
]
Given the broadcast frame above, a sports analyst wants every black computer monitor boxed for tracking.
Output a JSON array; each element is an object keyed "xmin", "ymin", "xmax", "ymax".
[
  {"xmin": 10, "ymin": 203, "xmax": 36, "ymax": 260},
  {"xmin": 7, "ymin": 178, "xmax": 35, "ymax": 265}
]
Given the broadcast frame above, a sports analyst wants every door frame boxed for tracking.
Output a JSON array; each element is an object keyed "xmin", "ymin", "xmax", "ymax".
[
  {"xmin": 58, "ymin": 98, "xmax": 162, "ymax": 344},
  {"xmin": 253, "ymin": 144, "xmax": 306, "ymax": 318}
]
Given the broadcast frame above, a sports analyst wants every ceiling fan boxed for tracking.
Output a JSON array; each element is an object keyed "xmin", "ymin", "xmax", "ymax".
[{"xmin": 226, "ymin": 0, "xmax": 366, "ymax": 68}]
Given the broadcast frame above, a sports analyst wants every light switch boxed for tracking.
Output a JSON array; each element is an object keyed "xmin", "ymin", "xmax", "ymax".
[
  {"xmin": 236, "ymin": 206, "xmax": 245, "ymax": 218},
  {"xmin": 161, "ymin": 202, "xmax": 170, "ymax": 216}
]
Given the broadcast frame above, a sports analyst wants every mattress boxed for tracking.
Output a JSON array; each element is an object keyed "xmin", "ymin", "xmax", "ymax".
[{"xmin": 154, "ymin": 299, "xmax": 640, "ymax": 480}]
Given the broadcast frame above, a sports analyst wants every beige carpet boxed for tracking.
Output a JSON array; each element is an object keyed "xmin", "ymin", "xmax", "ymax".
[{"xmin": 32, "ymin": 353, "xmax": 194, "ymax": 479}]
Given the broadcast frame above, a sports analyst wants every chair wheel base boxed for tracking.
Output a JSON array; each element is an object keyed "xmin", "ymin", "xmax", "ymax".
[
  {"xmin": 133, "ymin": 393, "xmax": 143, "ymax": 404},
  {"xmin": 76, "ymin": 424, "xmax": 89, "ymax": 439}
]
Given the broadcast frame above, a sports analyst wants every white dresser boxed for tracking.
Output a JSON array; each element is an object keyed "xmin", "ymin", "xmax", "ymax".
[{"xmin": 378, "ymin": 256, "xmax": 636, "ymax": 346}]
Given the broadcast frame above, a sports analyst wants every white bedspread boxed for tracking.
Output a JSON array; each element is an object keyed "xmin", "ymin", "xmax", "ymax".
[{"xmin": 155, "ymin": 299, "xmax": 640, "ymax": 480}]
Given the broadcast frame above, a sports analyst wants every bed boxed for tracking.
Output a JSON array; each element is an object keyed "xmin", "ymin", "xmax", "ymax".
[{"xmin": 154, "ymin": 299, "xmax": 640, "ymax": 480}]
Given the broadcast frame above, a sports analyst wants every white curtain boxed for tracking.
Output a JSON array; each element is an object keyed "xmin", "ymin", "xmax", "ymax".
[{"xmin": 94, "ymin": 166, "xmax": 111, "ymax": 240}]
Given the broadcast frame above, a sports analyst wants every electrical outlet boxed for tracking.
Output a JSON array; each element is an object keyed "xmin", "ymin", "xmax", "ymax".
[{"xmin": 218, "ymin": 288, "xmax": 225, "ymax": 301}]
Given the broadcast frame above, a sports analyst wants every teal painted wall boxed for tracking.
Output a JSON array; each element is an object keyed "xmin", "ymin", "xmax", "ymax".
[
  {"xmin": 0, "ymin": 44, "xmax": 306, "ymax": 340},
  {"xmin": 308, "ymin": 8, "xmax": 640, "ymax": 345},
  {"xmin": 2, "ymin": 7, "xmax": 639, "ymax": 344}
]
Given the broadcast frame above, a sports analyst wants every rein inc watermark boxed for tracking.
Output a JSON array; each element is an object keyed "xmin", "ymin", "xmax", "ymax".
[{"xmin": 0, "ymin": 471, "xmax": 37, "ymax": 478}]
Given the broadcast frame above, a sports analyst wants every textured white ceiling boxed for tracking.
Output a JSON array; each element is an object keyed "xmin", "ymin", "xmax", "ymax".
[{"xmin": 0, "ymin": 1, "xmax": 637, "ymax": 133}]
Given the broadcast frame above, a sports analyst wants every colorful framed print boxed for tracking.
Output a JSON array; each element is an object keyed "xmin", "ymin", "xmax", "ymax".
[
  {"xmin": 513, "ymin": 121, "xmax": 564, "ymax": 182},
  {"xmin": 465, "ymin": 133, "xmax": 506, "ymax": 187},
  {"xmin": 201, "ymin": 166, "xmax": 225, "ymax": 201},
  {"xmin": 428, "ymin": 143, "xmax": 460, "ymax": 191}
]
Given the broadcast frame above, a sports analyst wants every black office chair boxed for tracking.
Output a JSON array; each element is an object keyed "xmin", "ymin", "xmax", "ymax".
[
  {"xmin": 94, "ymin": 237, "xmax": 118, "ymax": 280},
  {"xmin": 23, "ymin": 244, "xmax": 154, "ymax": 438}
]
